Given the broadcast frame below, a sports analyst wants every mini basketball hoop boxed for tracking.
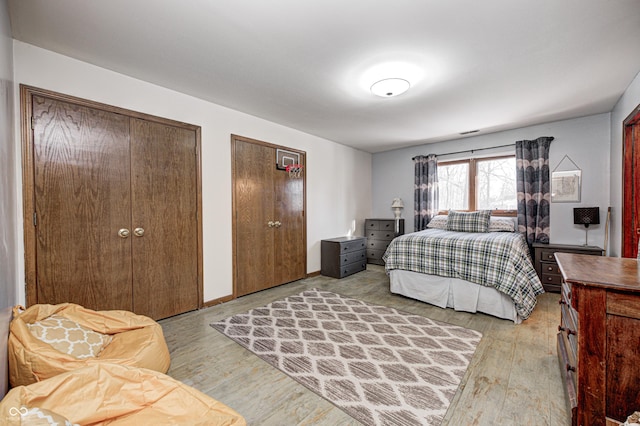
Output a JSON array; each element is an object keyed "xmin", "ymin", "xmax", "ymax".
[{"xmin": 285, "ymin": 164, "xmax": 303, "ymax": 178}]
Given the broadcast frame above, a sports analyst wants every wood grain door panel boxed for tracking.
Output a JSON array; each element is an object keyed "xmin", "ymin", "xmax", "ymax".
[
  {"xmin": 23, "ymin": 86, "xmax": 203, "ymax": 320},
  {"xmin": 130, "ymin": 119, "xmax": 199, "ymax": 319},
  {"xmin": 622, "ymin": 107, "xmax": 640, "ymax": 258},
  {"xmin": 273, "ymin": 161, "xmax": 306, "ymax": 285},
  {"xmin": 32, "ymin": 95, "xmax": 133, "ymax": 311},
  {"xmin": 233, "ymin": 139, "xmax": 276, "ymax": 296}
]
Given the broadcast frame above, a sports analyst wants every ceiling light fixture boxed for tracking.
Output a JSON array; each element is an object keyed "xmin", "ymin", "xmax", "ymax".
[{"xmin": 370, "ymin": 78, "xmax": 410, "ymax": 98}]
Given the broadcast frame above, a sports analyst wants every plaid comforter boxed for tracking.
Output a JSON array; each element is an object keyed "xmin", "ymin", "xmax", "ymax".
[{"xmin": 383, "ymin": 229, "xmax": 544, "ymax": 319}]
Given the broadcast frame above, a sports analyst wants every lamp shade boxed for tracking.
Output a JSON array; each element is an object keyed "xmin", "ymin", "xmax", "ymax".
[
  {"xmin": 391, "ymin": 198, "xmax": 404, "ymax": 208},
  {"xmin": 573, "ymin": 207, "xmax": 600, "ymax": 227}
]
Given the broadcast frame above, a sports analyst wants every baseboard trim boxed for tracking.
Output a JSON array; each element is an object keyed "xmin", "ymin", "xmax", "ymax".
[
  {"xmin": 203, "ymin": 294, "xmax": 234, "ymax": 308},
  {"xmin": 307, "ymin": 270, "xmax": 321, "ymax": 278}
]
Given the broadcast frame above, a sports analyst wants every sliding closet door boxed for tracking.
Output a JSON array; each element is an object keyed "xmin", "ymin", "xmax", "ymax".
[
  {"xmin": 31, "ymin": 95, "xmax": 133, "ymax": 310},
  {"xmin": 130, "ymin": 118, "xmax": 199, "ymax": 319}
]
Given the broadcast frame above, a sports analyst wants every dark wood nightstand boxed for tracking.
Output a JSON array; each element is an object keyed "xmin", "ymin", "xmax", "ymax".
[
  {"xmin": 320, "ymin": 236, "xmax": 367, "ymax": 278},
  {"xmin": 532, "ymin": 243, "xmax": 604, "ymax": 292}
]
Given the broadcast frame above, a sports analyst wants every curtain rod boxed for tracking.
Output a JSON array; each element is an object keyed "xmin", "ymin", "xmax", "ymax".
[{"xmin": 412, "ymin": 143, "xmax": 515, "ymax": 160}]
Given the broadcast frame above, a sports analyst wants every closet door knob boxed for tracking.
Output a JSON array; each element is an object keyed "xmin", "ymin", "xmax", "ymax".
[
  {"xmin": 134, "ymin": 227, "xmax": 145, "ymax": 237},
  {"xmin": 118, "ymin": 228, "xmax": 130, "ymax": 238},
  {"xmin": 274, "ymin": 221, "xmax": 281, "ymax": 228},
  {"xmin": 268, "ymin": 221, "xmax": 275, "ymax": 227}
]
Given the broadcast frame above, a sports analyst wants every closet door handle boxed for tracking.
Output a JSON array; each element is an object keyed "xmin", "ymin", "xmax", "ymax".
[
  {"xmin": 118, "ymin": 228, "xmax": 130, "ymax": 238},
  {"xmin": 274, "ymin": 221, "xmax": 281, "ymax": 228},
  {"xmin": 134, "ymin": 227, "xmax": 145, "ymax": 237},
  {"xmin": 268, "ymin": 221, "xmax": 275, "ymax": 228}
]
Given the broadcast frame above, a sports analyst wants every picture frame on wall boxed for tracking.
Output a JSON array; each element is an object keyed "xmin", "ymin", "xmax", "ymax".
[{"xmin": 551, "ymin": 170, "xmax": 581, "ymax": 203}]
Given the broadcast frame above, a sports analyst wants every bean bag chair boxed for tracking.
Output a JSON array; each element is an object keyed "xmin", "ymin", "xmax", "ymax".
[
  {"xmin": 0, "ymin": 363, "xmax": 246, "ymax": 425},
  {"xmin": 8, "ymin": 303, "xmax": 170, "ymax": 386}
]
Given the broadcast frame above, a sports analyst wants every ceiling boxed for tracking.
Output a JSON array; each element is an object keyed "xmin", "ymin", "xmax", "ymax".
[{"xmin": 8, "ymin": 0, "xmax": 640, "ymax": 153}]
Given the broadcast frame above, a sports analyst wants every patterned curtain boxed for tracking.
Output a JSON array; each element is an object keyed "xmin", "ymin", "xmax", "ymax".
[
  {"xmin": 414, "ymin": 154, "xmax": 439, "ymax": 231},
  {"xmin": 515, "ymin": 136, "xmax": 554, "ymax": 244}
]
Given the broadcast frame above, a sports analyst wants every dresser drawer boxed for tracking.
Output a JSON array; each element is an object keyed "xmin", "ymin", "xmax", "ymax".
[
  {"xmin": 365, "ymin": 219, "xmax": 395, "ymax": 231},
  {"xmin": 339, "ymin": 239, "xmax": 366, "ymax": 254},
  {"xmin": 339, "ymin": 261, "xmax": 367, "ymax": 278},
  {"xmin": 367, "ymin": 229, "xmax": 395, "ymax": 240},
  {"xmin": 339, "ymin": 250, "xmax": 366, "ymax": 265},
  {"xmin": 368, "ymin": 239, "xmax": 391, "ymax": 251}
]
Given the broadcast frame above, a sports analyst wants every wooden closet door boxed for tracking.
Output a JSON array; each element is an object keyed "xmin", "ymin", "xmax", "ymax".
[
  {"xmin": 130, "ymin": 118, "xmax": 199, "ymax": 319},
  {"xmin": 273, "ymin": 158, "xmax": 306, "ymax": 284},
  {"xmin": 31, "ymin": 95, "xmax": 133, "ymax": 310},
  {"xmin": 233, "ymin": 139, "xmax": 276, "ymax": 296},
  {"xmin": 233, "ymin": 136, "xmax": 306, "ymax": 297},
  {"xmin": 623, "ymin": 107, "xmax": 640, "ymax": 258}
]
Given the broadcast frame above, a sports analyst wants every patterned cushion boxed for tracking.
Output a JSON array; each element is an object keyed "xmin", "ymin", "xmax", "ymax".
[
  {"xmin": 17, "ymin": 407, "xmax": 77, "ymax": 426},
  {"xmin": 426, "ymin": 215, "xmax": 448, "ymax": 229},
  {"xmin": 446, "ymin": 210, "xmax": 492, "ymax": 233},
  {"xmin": 26, "ymin": 315, "xmax": 112, "ymax": 359},
  {"xmin": 429, "ymin": 214, "xmax": 514, "ymax": 232},
  {"xmin": 488, "ymin": 217, "xmax": 516, "ymax": 232}
]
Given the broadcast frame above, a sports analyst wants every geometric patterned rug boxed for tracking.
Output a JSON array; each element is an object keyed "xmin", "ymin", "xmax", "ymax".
[{"xmin": 211, "ymin": 289, "xmax": 482, "ymax": 425}]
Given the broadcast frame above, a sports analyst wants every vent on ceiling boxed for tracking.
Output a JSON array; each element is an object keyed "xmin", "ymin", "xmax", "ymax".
[{"xmin": 459, "ymin": 129, "xmax": 480, "ymax": 135}]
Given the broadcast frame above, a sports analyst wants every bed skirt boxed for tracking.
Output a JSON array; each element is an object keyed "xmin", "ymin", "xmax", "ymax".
[{"xmin": 389, "ymin": 270, "xmax": 521, "ymax": 324}]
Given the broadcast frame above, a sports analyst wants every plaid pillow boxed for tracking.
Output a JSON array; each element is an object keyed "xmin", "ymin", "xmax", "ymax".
[{"xmin": 446, "ymin": 210, "xmax": 492, "ymax": 233}]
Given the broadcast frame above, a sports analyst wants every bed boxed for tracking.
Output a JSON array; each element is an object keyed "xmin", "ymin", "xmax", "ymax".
[{"xmin": 382, "ymin": 212, "xmax": 544, "ymax": 323}]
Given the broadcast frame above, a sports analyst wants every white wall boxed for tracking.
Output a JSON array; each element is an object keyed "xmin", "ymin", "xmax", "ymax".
[
  {"xmin": 609, "ymin": 70, "xmax": 640, "ymax": 257},
  {"xmin": 0, "ymin": 0, "xmax": 16, "ymax": 399},
  {"xmin": 12, "ymin": 41, "xmax": 372, "ymax": 304},
  {"xmin": 372, "ymin": 114, "xmax": 611, "ymax": 248}
]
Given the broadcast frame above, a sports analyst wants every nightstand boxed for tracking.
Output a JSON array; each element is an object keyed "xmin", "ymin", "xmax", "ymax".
[
  {"xmin": 532, "ymin": 243, "xmax": 604, "ymax": 292},
  {"xmin": 320, "ymin": 236, "xmax": 367, "ymax": 279}
]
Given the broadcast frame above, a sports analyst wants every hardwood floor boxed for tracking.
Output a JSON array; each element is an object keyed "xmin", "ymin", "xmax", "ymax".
[{"xmin": 160, "ymin": 265, "xmax": 570, "ymax": 425}]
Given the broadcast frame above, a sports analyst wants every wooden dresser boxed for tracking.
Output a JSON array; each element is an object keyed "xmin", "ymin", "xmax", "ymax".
[
  {"xmin": 365, "ymin": 218, "xmax": 404, "ymax": 265},
  {"xmin": 532, "ymin": 243, "xmax": 603, "ymax": 292},
  {"xmin": 320, "ymin": 236, "xmax": 367, "ymax": 279},
  {"xmin": 555, "ymin": 253, "xmax": 640, "ymax": 426}
]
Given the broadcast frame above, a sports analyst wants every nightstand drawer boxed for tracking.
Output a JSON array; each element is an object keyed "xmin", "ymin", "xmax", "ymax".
[
  {"xmin": 541, "ymin": 262, "xmax": 561, "ymax": 275},
  {"xmin": 541, "ymin": 273, "xmax": 562, "ymax": 285}
]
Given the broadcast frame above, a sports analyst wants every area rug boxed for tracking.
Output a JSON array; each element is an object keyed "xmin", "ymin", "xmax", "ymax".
[{"xmin": 211, "ymin": 289, "xmax": 482, "ymax": 425}]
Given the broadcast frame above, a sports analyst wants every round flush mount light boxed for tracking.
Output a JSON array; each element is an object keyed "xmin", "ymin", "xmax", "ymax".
[{"xmin": 370, "ymin": 78, "xmax": 410, "ymax": 98}]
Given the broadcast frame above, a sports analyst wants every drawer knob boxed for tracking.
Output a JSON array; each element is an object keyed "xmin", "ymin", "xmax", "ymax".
[
  {"xmin": 546, "ymin": 266, "xmax": 554, "ymax": 271},
  {"xmin": 547, "ymin": 277, "xmax": 553, "ymax": 281}
]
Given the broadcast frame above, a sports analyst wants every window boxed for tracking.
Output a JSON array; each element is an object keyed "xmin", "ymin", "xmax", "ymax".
[{"xmin": 438, "ymin": 155, "xmax": 517, "ymax": 215}]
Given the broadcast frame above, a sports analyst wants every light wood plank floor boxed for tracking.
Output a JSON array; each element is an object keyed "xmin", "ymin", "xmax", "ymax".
[{"xmin": 160, "ymin": 265, "xmax": 570, "ymax": 425}]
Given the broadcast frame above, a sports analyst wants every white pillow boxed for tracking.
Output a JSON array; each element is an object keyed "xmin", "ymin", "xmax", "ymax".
[
  {"xmin": 428, "ymin": 214, "xmax": 515, "ymax": 232},
  {"xmin": 488, "ymin": 217, "xmax": 516, "ymax": 232},
  {"xmin": 426, "ymin": 215, "xmax": 448, "ymax": 229}
]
